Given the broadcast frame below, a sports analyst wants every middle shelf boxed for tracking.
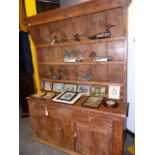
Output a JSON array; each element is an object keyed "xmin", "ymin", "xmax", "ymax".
[{"xmin": 38, "ymin": 61, "xmax": 125, "ymax": 65}]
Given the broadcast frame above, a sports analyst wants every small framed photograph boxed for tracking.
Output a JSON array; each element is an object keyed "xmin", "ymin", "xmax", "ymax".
[
  {"xmin": 53, "ymin": 83, "xmax": 64, "ymax": 92},
  {"xmin": 77, "ymin": 85, "xmax": 90, "ymax": 96},
  {"xmin": 42, "ymin": 92, "xmax": 56, "ymax": 100},
  {"xmin": 57, "ymin": 91, "xmax": 78, "ymax": 101},
  {"xmin": 108, "ymin": 85, "xmax": 121, "ymax": 100},
  {"xmin": 44, "ymin": 81, "xmax": 52, "ymax": 91},
  {"xmin": 64, "ymin": 84, "xmax": 77, "ymax": 92},
  {"xmin": 83, "ymin": 97, "xmax": 103, "ymax": 108},
  {"xmin": 91, "ymin": 86, "xmax": 106, "ymax": 97},
  {"xmin": 40, "ymin": 80, "xmax": 45, "ymax": 90}
]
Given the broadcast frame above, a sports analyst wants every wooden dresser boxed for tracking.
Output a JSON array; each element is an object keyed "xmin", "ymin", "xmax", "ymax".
[
  {"xmin": 27, "ymin": 96, "xmax": 128, "ymax": 155},
  {"xmin": 26, "ymin": 0, "xmax": 131, "ymax": 154}
]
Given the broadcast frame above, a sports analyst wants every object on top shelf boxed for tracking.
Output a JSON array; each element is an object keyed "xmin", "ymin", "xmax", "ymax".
[
  {"xmin": 51, "ymin": 35, "xmax": 60, "ymax": 45},
  {"xmin": 93, "ymin": 56, "xmax": 113, "ymax": 62},
  {"xmin": 88, "ymin": 24, "xmax": 115, "ymax": 40}
]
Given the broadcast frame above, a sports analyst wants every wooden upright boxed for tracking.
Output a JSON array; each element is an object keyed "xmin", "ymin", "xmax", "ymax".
[{"xmin": 26, "ymin": 0, "xmax": 132, "ymax": 155}]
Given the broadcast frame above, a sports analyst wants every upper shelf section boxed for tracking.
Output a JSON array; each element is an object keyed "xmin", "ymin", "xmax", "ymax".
[
  {"xmin": 36, "ymin": 37, "xmax": 125, "ymax": 48},
  {"xmin": 25, "ymin": 0, "xmax": 132, "ymax": 27}
]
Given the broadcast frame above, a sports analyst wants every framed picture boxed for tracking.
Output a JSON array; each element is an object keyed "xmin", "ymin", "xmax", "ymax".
[
  {"xmin": 53, "ymin": 83, "xmax": 64, "ymax": 92},
  {"xmin": 108, "ymin": 85, "xmax": 121, "ymax": 99},
  {"xmin": 53, "ymin": 91, "xmax": 82, "ymax": 104},
  {"xmin": 44, "ymin": 81, "xmax": 52, "ymax": 91},
  {"xmin": 42, "ymin": 92, "xmax": 56, "ymax": 100},
  {"xmin": 91, "ymin": 86, "xmax": 106, "ymax": 97},
  {"xmin": 57, "ymin": 91, "xmax": 79, "ymax": 101},
  {"xmin": 31, "ymin": 91, "xmax": 45, "ymax": 98},
  {"xmin": 40, "ymin": 80, "xmax": 45, "ymax": 90},
  {"xmin": 64, "ymin": 84, "xmax": 77, "ymax": 92},
  {"xmin": 77, "ymin": 85, "xmax": 90, "ymax": 96},
  {"xmin": 83, "ymin": 97, "xmax": 103, "ymax": 108}
]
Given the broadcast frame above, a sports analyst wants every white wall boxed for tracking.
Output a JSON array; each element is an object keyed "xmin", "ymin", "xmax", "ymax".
[
  {"xmin": 127, "ymin": 0, "xmax": 135, "ymax": 133},
  {"xmin": 60, "ymin": 0, "xmax": 135, "ymax": 133}
]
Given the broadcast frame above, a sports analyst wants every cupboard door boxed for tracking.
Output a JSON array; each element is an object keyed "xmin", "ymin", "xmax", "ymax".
[
  {"xmin": 47, "ymin": 116, "xmax": 65, "ymax": 146},
  {"xmin": 29, "ymin": 103, "xmax": 49, "ymax": 140},
  {"xmin": 73, "ymin": 123, "xmax": 112, "ymax": 155}
]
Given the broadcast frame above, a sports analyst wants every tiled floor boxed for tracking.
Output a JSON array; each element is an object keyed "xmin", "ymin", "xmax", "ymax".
[{"xmin": 19, "ymin": 117, "xmax": 134, "ymax": 155}]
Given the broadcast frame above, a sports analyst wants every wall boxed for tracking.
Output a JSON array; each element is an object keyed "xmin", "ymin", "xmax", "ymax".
[
  {"xmin": 60, "ymin": 0, "xmax": 88, "ymax": 7},
  {"xmin": 127, "ymin": 0, "xmax": 135, "ymax": 133},
  {"xmin": 60, "ymin": 0, "xmax": 135, "ymax": 133}
]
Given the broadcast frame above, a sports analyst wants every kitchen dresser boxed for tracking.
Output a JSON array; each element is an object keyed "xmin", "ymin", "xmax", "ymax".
[{"xmin": 26, "ymin": 0, "xmax": 132, "ymax": 154}]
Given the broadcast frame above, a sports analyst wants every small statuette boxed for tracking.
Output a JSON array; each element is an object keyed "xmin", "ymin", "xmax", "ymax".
[{"xmin": 88, "ymin": 24, "xmax": 115, "ymax": 40}]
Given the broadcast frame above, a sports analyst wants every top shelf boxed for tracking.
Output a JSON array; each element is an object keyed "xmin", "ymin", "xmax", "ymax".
[
  {"xmin": 25, "ymin": 0, "xmax": 132, "ymax": 27},
  {"xmin": 36, "ymin": 37, "xmax": 126, "ymax": 48}
]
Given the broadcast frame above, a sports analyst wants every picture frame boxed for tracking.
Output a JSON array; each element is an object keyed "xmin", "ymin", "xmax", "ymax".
[
  {"xmin": 83, "ymin": 96, "xmax": 103, "ymax": 108},
  {"xmin": 44, "ymin": 81, "xmax": 52, "ymax": 91},
  {"xmin": 52, "ymin": 83, "xmax": 64, "ymax": 92},
  {"xmin": 108, "ymin": 85, "xmax": 121, "ymax": 100},
  {"xmin": 42, "ymin": 92, "xmax": 56, "ymax": 100},
  {"xmin": 64, "ymin": 84, "xmax": 77, "ymax": 92},
  {"xmin": 77, "ymin": 85, "xmax": 90, "ymax": 96},
  {"xmin": 40, "ymin": 80, "xmax": 45, "ymax": 90},
  {"xmin": 53, "ymin": 91, "xmax": 82, "ymax": 104},
  {"xmin": 91, "ymin": 86, "xmax": 106, "ymax": 97},
  {"xmin": 57, "ymin": 91, "xmax": 79, "ymax": 101}
]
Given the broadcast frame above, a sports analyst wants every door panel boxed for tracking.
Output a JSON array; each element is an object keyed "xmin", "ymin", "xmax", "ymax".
[{"xmin": 74, "ymin": 123, "xmax": 112, "ymax": 155}]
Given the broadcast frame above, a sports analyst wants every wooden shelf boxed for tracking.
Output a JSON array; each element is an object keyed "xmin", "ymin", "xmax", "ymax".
[
  {"xmin": 36, "ymin": 37, "xmax": 125, "ymax": 48},
  {"xmin": 39, "ymin": 61, "xmax": 125, "ymax": 65},
  {"xmin": 41, "ymin": 78, "xmax": 124, "ymax": 86}
]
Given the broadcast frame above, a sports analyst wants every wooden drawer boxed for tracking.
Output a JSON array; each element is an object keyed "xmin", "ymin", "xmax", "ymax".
[{"xmin": 72, "ymin": 113, "xmax": 112, "ymax": 130}]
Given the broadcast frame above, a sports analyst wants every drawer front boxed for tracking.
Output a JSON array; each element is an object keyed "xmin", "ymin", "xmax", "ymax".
[{"xmin": 72, "ymin": 113, "xmax": 112, "ymax": 131}]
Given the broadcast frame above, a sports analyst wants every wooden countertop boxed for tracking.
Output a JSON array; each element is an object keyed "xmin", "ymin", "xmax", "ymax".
[{"xmin": 27, "ymin": 95, "xmax": 128, "ymax": 119}]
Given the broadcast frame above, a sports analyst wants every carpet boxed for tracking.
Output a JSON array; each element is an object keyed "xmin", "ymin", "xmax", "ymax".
[{"xmin": 128, "ymin": 144, "xmax": 135, "ymax": 155}]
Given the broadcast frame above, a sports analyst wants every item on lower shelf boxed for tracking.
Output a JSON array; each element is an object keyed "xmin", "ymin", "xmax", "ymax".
[
  {"xmin": 52, "ymin": 91, "xmax": 82, "ymax": 104},
  {"xmin": 42, "ymin": 92, "xmax": 56, "ymax": 99},
  {"xmin": 90, "ymin": 86, "xmax": 106, "ymax": 97},
  {"xmin": 52, "ymin": 74, "xmax": 62, "ymax": 80},
  {"xmin": 93, "ymin": 56, "xmax": 113, "ymax": 62},
  {"xmin": 53, "ymin": 83, "xmax": 64, "ymax": 92},
  {"xmin": 108, "ymin": 85, "xmax": 121, "ymax": 99},
  {"xmin": 31, "ymin": 91, "xmax": 45, "ymax": 98},
  {"xmin": 64, "ymin": 56, "xmax": 84, "ymax": 63},
  {"xmin": 77, "ymin": 85, "xmax": 91, "ymax": 96},
  {"xmin": 103, "ymin": 99, "xmax": 118, "ymax": 108},
  {"xmin": 64, "ymin": 84, "xmax": 77, "ymax": 92},
  {"xmin": 83, "ymin": 96, "xmax": 103, "ymax": 108},
  {"xmin": 76, "ymin": 73, "xmax": 92, "ymax": 81}
]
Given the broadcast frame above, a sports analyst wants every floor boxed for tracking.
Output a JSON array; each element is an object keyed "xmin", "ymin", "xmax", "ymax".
[{"xmin": 19, "ymin": 117, "xmax": 134, "ymax": 155}]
